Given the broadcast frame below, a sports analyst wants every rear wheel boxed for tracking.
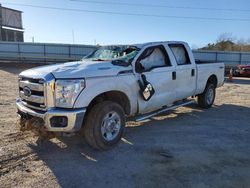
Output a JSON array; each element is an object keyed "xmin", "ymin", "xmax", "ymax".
[
  {"xmin": 197, "ymin": 83, "xmax": 216, "ymax": 108},
  {"xmin": 83, "ymin": 101, "xmax": 125, "ymax": 150}
]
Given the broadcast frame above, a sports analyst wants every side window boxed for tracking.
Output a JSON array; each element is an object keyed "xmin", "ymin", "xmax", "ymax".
[
  {"xmin": 169, "ymin": 44, "xmax": 191, "ymax": 65},
  {"xmin": 137, "ymin": 46, "xmax": 171, "ymax": 72}
]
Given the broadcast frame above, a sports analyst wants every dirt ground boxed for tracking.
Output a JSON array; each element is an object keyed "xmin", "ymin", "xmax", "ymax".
[{"xmin": 0, "ymin": 63, "xmax": 250, "ymax": 188}]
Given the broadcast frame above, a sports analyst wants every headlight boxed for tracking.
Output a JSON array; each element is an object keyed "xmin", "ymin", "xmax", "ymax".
[{"xmin": 55, "ymin": 79, "xmax": 85, "ymax": 108}]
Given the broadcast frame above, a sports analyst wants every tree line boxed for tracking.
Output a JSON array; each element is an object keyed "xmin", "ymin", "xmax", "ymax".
[{"xmin": 200, "ymin": 33, "xmax": 250, "ymax": 52}]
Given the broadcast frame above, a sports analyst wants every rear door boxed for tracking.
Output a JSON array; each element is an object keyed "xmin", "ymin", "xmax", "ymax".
[
  {"xmin": 168, "ymin": 43, "xmax": 196, "ymax": 100},
  {"xmin": 134, "ymin": 45, "xmax": 176, "ymax": 113}
]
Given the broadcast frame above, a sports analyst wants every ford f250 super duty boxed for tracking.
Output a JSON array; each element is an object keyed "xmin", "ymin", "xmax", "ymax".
[{"xmin": 16, "ymin": 41, "xmax": 224, "ymax": 150}]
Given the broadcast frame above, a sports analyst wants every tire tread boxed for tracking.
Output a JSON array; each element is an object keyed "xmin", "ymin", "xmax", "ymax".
[
  {"xmin": 198, "ymin": 83, "xmax": 216, "ymax": 109},
  {"xmin": 83, "ymin": 101, "xmax": 125, "ymax": 150}
]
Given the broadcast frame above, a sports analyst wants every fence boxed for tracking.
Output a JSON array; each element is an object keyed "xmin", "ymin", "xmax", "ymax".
[
  {"xmin": 0, "ymin": 41, "xmax": 96, "ymax": 63},
  {"xmin": 0, "ymin": 41, "xmax": 250, "ymax": 66},
  {"xmin": 193, "ymin": 50, "xmax": 250, "ymax": 67}
]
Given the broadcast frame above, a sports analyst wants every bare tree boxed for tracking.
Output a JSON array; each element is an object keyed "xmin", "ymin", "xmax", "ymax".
[{"xmin": 216, "ymin": 33, "xmax": 235, "ymax": 43}]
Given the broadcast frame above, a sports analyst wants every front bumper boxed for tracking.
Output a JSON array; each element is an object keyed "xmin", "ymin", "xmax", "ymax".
[{"xmin": 16, "ymin": 98, "xmax": 86, "ymax": 132}]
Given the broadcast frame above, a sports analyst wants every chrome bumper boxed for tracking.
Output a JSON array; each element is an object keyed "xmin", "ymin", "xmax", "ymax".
[{"xmin": 16, "ymin": 99, "xmax": 86, "ymax": 132}]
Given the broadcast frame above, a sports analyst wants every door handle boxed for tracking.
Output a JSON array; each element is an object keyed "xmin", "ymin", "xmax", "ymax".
[
  {"xmin": 172, "ymin": 71, "xmax": 176, "ymax": 80},
  {"xmin": 191, "ymin": 69, "xmax": 195, "ymax": 76}
]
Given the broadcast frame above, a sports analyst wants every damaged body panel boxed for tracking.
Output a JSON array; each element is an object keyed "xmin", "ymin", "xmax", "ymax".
[{"xmin": 16, "ymin": 41, "xmax": 225, "ymax": 150}]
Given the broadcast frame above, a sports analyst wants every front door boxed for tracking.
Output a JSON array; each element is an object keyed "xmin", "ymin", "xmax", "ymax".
[{"xmin": 135, "ymin": 45, "xmax": 176, "ymax": 114}]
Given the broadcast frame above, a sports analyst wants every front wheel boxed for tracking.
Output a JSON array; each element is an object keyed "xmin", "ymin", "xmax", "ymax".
[
  {"xmin": 197, "ymin": 83, "xmax": 216, "ymax": 108},
  {"xmin": 83, "ymin": 101, "xmax": 125, "ymax": 150}
]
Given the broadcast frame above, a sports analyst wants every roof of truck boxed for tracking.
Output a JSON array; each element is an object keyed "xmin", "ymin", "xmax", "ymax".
[
  {"xmin": 134, "ymin": 41, "xmax": 187, "ymax": 48},
  {"xmin": 100, "ymin": 41, "xmax": 187, "ymax": 49}
]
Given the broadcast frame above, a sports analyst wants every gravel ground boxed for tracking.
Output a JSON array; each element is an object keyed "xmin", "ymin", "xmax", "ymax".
[{"xmin": 0, "ymin": 64, "xmax": 250, "ymax": 188}]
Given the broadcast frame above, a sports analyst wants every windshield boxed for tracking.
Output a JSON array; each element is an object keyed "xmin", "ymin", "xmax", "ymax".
[{"xmin": 83, "ymin": 45, "xmax": 140, "ymax": 65}]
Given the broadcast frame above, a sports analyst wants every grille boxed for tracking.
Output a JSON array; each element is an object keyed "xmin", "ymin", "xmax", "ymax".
[{"xmin": 19, "ymin": 77, "xmax": 46, "ymax": 111}]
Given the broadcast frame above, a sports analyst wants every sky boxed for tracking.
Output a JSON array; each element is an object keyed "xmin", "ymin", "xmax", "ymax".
[{"xmin": 1, "ymin": 0, "xmax": 250, "ymax": 48}]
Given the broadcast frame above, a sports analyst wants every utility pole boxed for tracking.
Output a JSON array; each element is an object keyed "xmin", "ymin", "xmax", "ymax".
[
  {"xmin": 0, "ymin": 4, "xmax": 3, "ymax": 41},
  {"xmin": 72, "ymin": 29, "xmax": 75, "ymax": 44}
]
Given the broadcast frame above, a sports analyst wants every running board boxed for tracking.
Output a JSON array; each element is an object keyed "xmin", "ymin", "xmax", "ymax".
[{"xmin": 135, "ymin": 100, "xmax": 195, "ymax": 122}]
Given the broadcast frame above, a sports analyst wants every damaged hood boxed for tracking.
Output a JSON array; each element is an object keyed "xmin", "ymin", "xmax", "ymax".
[{"xmin": 20, "ymin": 60, "xmax": 132, "ymax": 79}]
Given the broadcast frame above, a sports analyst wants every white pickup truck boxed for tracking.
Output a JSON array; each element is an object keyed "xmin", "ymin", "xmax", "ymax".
[{"xmin": 16, "ymin": 41, "xmax": 224, "ymax": 150}]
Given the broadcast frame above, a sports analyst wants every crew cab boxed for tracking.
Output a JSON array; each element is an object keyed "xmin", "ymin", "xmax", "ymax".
[{"xmin": 16, "ymin": 41, "xmax": 224, "ymax": 150}]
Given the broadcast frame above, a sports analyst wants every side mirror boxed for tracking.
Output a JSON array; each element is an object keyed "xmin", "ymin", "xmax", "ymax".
[
  {"xmin": 138, "ymin": 74, "xmax": 155, "ymax": 101},
  {"xmin": 142, "ymin": 83, "xmax": 154, "ymax": 101}
]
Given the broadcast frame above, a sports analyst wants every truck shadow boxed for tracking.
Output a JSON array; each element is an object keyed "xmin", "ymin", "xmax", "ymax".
[{"xmin": 27, "ymin": 103, "xmax": 250, "ymax": 188}]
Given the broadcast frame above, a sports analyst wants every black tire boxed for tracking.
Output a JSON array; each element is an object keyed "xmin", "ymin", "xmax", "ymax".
[
  {"xmin": 233, "ymin": 70, "xmax": 240, "ymax": 77},
  {"xmin": 83, "ymin": 101, "xmax": 125, "ymax": 150},
  {"xmin": 197, "ymin": 83, "xmax": 216, "ymax": 109}
]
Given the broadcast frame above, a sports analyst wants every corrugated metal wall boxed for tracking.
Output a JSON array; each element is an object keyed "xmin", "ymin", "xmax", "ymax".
[
  {"xmin": 193, "ymin": 50, "xmax": 250, "ymax": 66},
  {"xmin": 0, "ymin": 42, "xmax": 250, "ymax": 66},
  {"xmin": 0, "ymin": 41, "xmax": 96, "ymax": 63}
]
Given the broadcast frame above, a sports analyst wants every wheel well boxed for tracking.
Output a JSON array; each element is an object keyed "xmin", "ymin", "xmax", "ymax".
[
  {"xmin": 87, "ymin": 91, "xmax": 131, "ymax": 115},
  {"xmin": 207, "ymin": 75, "xmax": 218, "ymax": 87}
]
